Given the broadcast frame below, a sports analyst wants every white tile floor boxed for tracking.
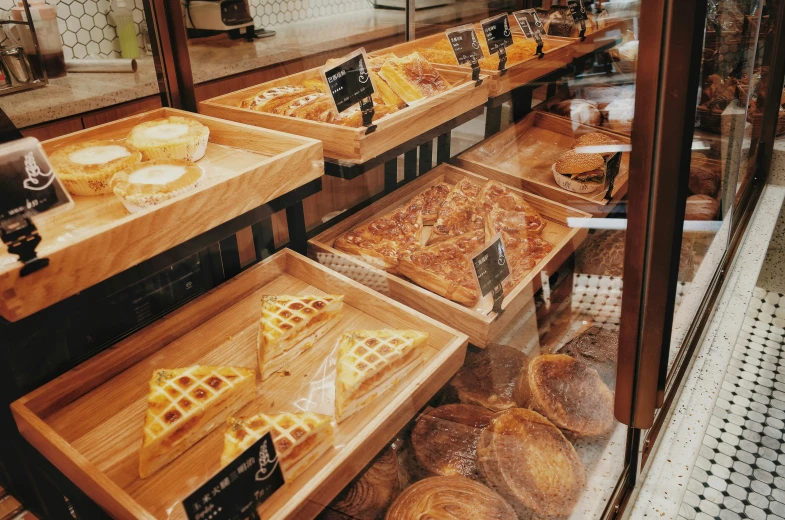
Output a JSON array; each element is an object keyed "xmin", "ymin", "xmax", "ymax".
[{"xmin": 679, "ymin": 286, "xmax": 785, "ymax": 520}]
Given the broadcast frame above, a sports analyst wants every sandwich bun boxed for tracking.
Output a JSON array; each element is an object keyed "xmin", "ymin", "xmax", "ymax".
[
  {"xmin": 553, "ymin": 150, "xmax": 605, "ymax": 194},
  {"xmin": 573, "ymin": 132, "xmax": 620, "ymax": 157}
]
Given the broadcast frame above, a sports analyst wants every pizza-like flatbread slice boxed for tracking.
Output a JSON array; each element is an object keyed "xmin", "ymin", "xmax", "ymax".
[
  {"xmin": 334, "ymin": 195, "xmax": 425, "ymax": 273},
  {"xmin": 335, "ymin": 330, "xmax": 429, "ymax": 422},
  {"xmin": 429, "ymin": 179, "xmax": 485, "ymax": 244},
  {"xmin": 258, "ymin": 294, "xmax": 344, "ymax": 380},
  {"xmin": 221, "ymin": 412, "xmax": 334, "ymax": 481},
  {"xmin": 398, "ymin": 228, "xmax": 488, "ymax": 306},
  {"xmin": 420, "ymin": 182, "xmax": 452, "ymax": 225},
  {"xmin": 139, "ymin": 366, "xmax": 255, "ymax": 478},
  {"xmin": 477, "ymin": 180, "xmax": 547, "ymax": 235},
  {"xmin": 485, "ymin": 207, "xmax": 553, "ymax": 292}
]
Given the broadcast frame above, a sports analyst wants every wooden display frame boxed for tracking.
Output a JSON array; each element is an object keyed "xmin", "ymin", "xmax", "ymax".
[
  {"xmin": 0, "ymin": 108, "xmax": 324, "ymax": 323},
  {"xmin": 308, "ymin": 164, "xmax": 591, "ymax": 347},
  {"xmin": 11, "ymin": 250, "xmax": 468, "ymax": 520},
  {"xmin": 454, "ymin": 111, "xmax": 631, "ymax": 216},
  {"xmin": 370, "ymin": 31, "xmax": 574, "ymax": 98},
  {"xmin": 199, "ymin": 67, "xmax": 489, "ymax": 163}
]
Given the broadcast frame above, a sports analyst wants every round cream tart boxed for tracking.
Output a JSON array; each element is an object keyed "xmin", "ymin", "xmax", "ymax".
[
  {"xmin": 112, "ymin": 159, "xmax": 204, "ymax": 213},
  {"xmin": 49, "ymin": 140, "xmax": 142, "ymax": 196},
  {"xmin": 126, "ymin": 116, "xmax": 209, "ymax": 162}
]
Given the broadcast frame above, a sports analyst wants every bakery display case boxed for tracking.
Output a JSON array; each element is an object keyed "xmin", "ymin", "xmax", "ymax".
[{"xmin": 0, "ymin": 0, "xmax": 784, "ymax": 520}]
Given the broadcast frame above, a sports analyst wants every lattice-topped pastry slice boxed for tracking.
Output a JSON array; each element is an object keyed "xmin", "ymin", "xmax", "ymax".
[
  {"xmin": 335, "ymin": 330, "xmax": 429, "ymax": 422},
  {"xmin": 139, "ymin": 365, "xmax": 255, "ymax": 478},
  {"xmin": 258, "ymin": 295, "xmax": 344, "ymax": 380},
  {"xmin": 221, "ymin": 412, "xmax": 334, "ymax": 481}
]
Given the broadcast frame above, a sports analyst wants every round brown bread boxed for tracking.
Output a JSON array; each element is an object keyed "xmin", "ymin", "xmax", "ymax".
[
  {"xmin": 572, "ymin": 132, "xmax": 620, "ymax": 156},
  {"xmin": 560, "ymin": 326, "xmax": 619, "ymax": 390},
  {"xmin": 476, "ymin": 409, "xmax": 586, "ymax": 519},
  {"xmin": 448, "ymin": 345, "xmax": 530, "ymax": 412},
  {"xmin": 323, "ymin": 446, "xmax": 402, "ymax": 519},
  {"xmin": 385, "ymin": 476, "xmax": 516, "ymax": 520},
  {"xmin": 685, "ymin": 194, "xmax": 720, "ymax": 220},
  {"xmin": 514, "ymin": 354, "xmax": 614, "ymax": 437},
  {"xmin": 688, "ymin": 165, "xmax": 721, "ymax": 198},
  {"xmin": 411, "ymin": 404, "xmax": 495, "ymax": 480},
  {"xmin": 554, "ymin": 150, "xmax": 605, "ymax": 175}
]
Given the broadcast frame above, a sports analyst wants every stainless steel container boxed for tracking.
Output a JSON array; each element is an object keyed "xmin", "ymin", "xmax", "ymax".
[{"xmin": 1, "ymin": 46, "xmax": 32, "ymax": 84}]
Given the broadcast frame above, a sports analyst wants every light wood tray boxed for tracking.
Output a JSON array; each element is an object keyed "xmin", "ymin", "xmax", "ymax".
[
  {"xmin": 548, "ymin": 19, "xmax": 627, "ymax": 58},
  {"xmin": 199, "ymin": 67, "xmax": 489, "ymax": 163},
  {"xmin": 11, "ymin": 250, "xmax": 468, "ymax": 520},
  {"xmin": 0, "ymin": 108, "xmax": 324, "ymax": 323},
  {"xmin": 454, "ymin": 111, "xmax": 631, "ymax": 216},
  {"xmin": 308, "ymin": 164, "xmax": 590, "ymax": 347},
  {"xmin": 371, "ymin": 31, "xmax": 574, "ymax": 98}
]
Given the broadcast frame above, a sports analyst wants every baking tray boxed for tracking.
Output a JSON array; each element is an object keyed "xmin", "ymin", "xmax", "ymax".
[
  {"xmin": 199, "ymin": 67, "xmax": 489, "ymax": 164},
  {"xmin": 0, "ymin": 108, "xmax": 324, "ymax": 323},
  {"xmin": 11, "ymin": 250, "xmax": 468, "ymax": 520},
  {"xmin": 454, "ymin": 111, "xmax": 630, "ymax": 216},
  {"xmin": 308, "ymin": 163, "xmax": 591, "ymax": 347}
]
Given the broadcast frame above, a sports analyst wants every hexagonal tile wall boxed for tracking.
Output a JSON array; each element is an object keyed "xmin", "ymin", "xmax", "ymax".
[
  {"xmin": 248, "ymin": 0, "xmax": 371, "ymax": 29},
  {"xmin": 0, "ymin": 0, "xmax": 147, "ymax": 60},
  {"xmin": 679, "ymin": 287, "xmax": 785, "ymax": 520}
]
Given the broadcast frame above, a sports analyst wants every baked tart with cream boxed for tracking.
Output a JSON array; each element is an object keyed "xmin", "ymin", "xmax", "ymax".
[
  {"xmin": 126, "ymin": 116, "xmax": 210, "ymax": 161},
  {"xmin": 50, "ymin": 140, "xmax": 141, "ymax": 196},
  {"xmin": 112, "ymin": 159, "xmax": 203, "ymax": 213}
]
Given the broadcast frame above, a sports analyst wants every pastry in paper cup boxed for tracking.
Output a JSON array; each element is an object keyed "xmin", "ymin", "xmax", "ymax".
[
  {"xmin": 112, "ymin": 159, "xmax": 203, "ymax": 213},
  {"xmin": 50, "ymin": 140, "xmax": 142, "ymax": 196},
  {"xmin": 126, "ymin": 116, "xmax": 209, "ymax": 161}
]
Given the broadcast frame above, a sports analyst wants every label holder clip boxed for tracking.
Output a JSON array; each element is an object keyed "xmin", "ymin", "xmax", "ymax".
[
  {"xmin": 360, "ymin": 95, "xmax": 377, "ymax": 134},
  {"xmin": 1, "ymin": 215, "xmax": 49, "ymax": 277}
]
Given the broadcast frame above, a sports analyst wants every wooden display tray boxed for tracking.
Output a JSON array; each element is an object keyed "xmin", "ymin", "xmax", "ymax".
[
  {"xmin": 551, "ymin": 19, "xmax": 627, "ymax": 57},
  {"xmin": 308, "ymin": 164, "xmax": 591, "ymax": 347},
  {"xmin": 0, "ymin": 108, "xmax": 323, "ymax": 323},
  {"xmin": 11, "ymin": 250, "xmax": 468, "ymax": 520},
  {"xmin": 199, "ymin": 67, "xmax": 489, "ymax": 163},
  {"xmin": 454, "ymin": 111, "xmax": 630, "ymax": 216},
  {"xmin": 370, "ymin": 32, "xmax": 573, "ymax": 98}
]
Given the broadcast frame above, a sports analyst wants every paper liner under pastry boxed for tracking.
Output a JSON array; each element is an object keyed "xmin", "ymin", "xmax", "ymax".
[{"xmin": 116, "ymin": 176, "xmax": 202, "ymax": 214}]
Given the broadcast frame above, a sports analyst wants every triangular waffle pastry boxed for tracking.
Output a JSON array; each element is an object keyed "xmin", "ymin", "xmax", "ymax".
[
  {"xmin": 139, "ymin": 365, "xmax": 255, "ymax": 478},
  {"xmin": 221, "ymin": 412, "xmax": 334, "ymax": 481},
  {"xmin": 258, "ymin": 295, "xmax": 344, "ymax": 380},
  {"xmin": 335, "ymin": 330, "xmax": 429, "ymax": 422}
]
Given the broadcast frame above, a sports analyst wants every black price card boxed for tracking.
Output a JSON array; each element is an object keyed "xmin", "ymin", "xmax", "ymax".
[
  {"xmin": 480, "ymin": 14, "xmax": 513, "ymax": 56},
  {"xmin": 567, "ymin": 0, "xmax": 589, "ymax": 21},
  {"xmin": 471, "ymin": 233, "xmax": 511, "ymax": 310},
  {"xmin": 445, "ymin": 25, "xmax": 485, "ymax": 65},
  {"xmin": 184, "ymin": 432, "xmax": 284, "ymax": 520},
  {"xmin": 512, "ymin": 9, "xmax": 544, "ymax": 47},
  {"xmin": 0, "ymin": 137, "xmax": 72, "ymax": 223},
  {"xmin": 320, "ymin": 48, "xmax": 375, "ymax": 114},
  {"xmin": 604, "ymin": 151, "xmax": 623, "ymax": 200}
]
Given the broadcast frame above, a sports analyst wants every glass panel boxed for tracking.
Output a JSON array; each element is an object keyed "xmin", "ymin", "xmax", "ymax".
[
  {"xmin": 0, "ymin": 0, "xmax": 163, "ymax": 136},
  {"xmin": 310, "ymin": 2, "xmax": 641, "ymax": 520}
]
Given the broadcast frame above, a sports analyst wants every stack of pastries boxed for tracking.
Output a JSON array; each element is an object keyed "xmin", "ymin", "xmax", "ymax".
[
  {"xmin": 415, "ymin": 28, "xmax": 552, "ymax": 70},
  {"xmin": 50, "ymin": 115, "xmax": 209, "ymax": 212},
  {"xmin": 334, "ymin": 178, "xmax": 554, "ymax": 307},
  {"xmin": 239, "ymin": 52, "xmax": 451, "ymax": 127}
]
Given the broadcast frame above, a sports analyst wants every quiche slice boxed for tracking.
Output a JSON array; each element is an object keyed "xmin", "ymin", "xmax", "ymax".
[
  {"xmin": 221, "ymin": 412, "xmax": 334, "ymax": 481},
  {"xmin": 335, "ymin": 330, "xmax": 429, "ymax": 422},
  {"xmin": 139, "ymin": 365, "xmax": 255, "ymax": 478},
  {"xmin": 258, "ymin": 295, "xmax": 344, "ymax": 380}
]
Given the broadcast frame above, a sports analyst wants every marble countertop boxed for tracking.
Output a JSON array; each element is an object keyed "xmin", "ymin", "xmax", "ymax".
[
  {"xmin": 1, "ymin": 59, "xmax": 160, "ymax": 129},
  {"xmin": 188, "ymin": 4, "xmax": 490, "ymax": 84},
  {"xmin": 1, "ymin": 3, "xmax": 488, "ymax": 129}
]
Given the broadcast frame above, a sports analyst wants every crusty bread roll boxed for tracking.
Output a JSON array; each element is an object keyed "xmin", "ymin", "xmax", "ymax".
[
  {"xmin": 514, "ymin": 354, "xmax": 614, "ymax": 437},
  {"xmin": 685, "ymin": 194, "xmax": 720, "ymax": 220},
  {"xmin": 550, "ymin": 99, "xmax": 602, "ymax": 126},
  {"xmin": 385, "ymin": 476, "xmax": 516, "ymax": 520},
  {"xmin": 476, "ymin": 408, "xmax": 586, "ymax": 519},
  {"xmin": 688, "ymin": 165, "xmax": 721, "ymax": 198},
  {"xmin": 322, "ymin": 446, "xmax": 402, "ymax": 520},
  {"xmin": 559, "ymin": 326, "xmax": 618, "ymax": 390},
  {"xmin": 411, "ymin": 404, "xmax": 495, "ymax": 480},
  {"xmin": 447, "ymin": 345, "xmax": 529, "ymax": 412}
]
